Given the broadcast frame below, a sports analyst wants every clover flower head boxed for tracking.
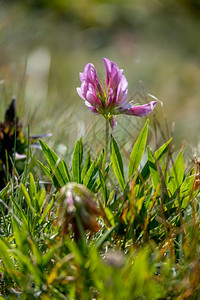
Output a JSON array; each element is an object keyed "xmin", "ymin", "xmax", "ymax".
[
  {"xmin": 57, "ymin": 183, "xmax": 101, "ymax": 239},
  {"xmin": 77, "ymin": 58, "xmax": 157, "ymax": 129}
]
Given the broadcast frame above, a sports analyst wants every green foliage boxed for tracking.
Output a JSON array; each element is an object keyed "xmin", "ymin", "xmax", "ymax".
[
  {"xmin": 167, "ymin": 151, "xmax": 184, "ymax": 195},
  {"xmin": 129, "ymin": 120, "xmax": 149, "ymax": 179},
  {"xmin": 72, "ymin": 138, "xmax": 83, "ymax": 183},
  {"xmin": 110, "ymin": 135, "xmax": 125, "ymax": 191},
  {"xmin": 39, "ymin": 137, "xmax": 104, "ymax": 192},
  {"xmin": 0, "ymin": 121, "xmax": 200, "ymax": 299},
  {"xmin": 39, "ymin": 138, "xmax": 71, "ymax": 188}
]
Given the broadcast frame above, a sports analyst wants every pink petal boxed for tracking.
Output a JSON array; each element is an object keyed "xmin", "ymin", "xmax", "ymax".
[
  {"xmin": 78, "ymin": 81, "xmax": 89, "ymax": 99},
  {"xmin": 79, "ymin": 72, "xmax": 84, "ymax": 82},
  {"xmin": 77, "ymin": 87, "xmax": 85, "ymax": 100},
  {"xmin": 103, "ymin": 57, "xmax": 120, "ymax": 88},
  {"xmin": 83, "ymin": 63, "xmax": 91, "ymax": 75},
  {"xmin": 116, "ymin": 81, "xmax": 128, "ymax": 106},
  {"xmin": 106, "ymin": 88, "xmax": 114, "ymax": 107},
  {"xmin": 119, "ymin": 74, "xmax": 128, "ymax": 91},
  {"xmin": 86, "ymin": 90, "xmax": 100, "ymax": 107},
  {"xmin": 85, "ymin": 101, "xmax": 99, "ymax": 114},
  {"xmin": 111, "ymin": 69, "xmax": 123, "ymax": 88},
  {"xmin": 116, "ymin": 102, "xmax": 131, "ymax": 113},
  {"xmin": 124, "ymin": 101, "xmax": 157, "ymax": 116},
  {"xmin": 103, "ymin": 57, "xmax": 112, "ymax": 74},
  {"xmin": 109, "ymin": 117, "xmax": 117, "ymax": 129},
  {"xmin": 87, "ymin": 63, "xmax": 96, "ymax": 83}
]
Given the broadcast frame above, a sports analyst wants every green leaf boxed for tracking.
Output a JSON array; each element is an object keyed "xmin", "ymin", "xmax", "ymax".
[
  {"xmin": 10, "ymin": 196, "xmax": 28, "ymax": 228},
  {"xmin": 137, "ymin": 161, "xmax": 150, "ymax": 183},
  {"xmin": 29, "ymin": 173, "xmax": 39, "ymax": 212},
  {"xmin": 168, "ymin": 151, "xmax": 184, "ymax": 195},
  {"xmin": 110, "ymin": 136, "xmax": 125, "ymax": 191},
  {"xmin": 12, "ymin": 248, "xmax": 42, "ymax": 286},
  {"xmin": 154, "ymin": 138, "xmax": 172, "ymax": 160},
  {"xmin": 29, "ymin": 173, "xmax": 37, "ymax": 201},
  {"xmin": 12, "ymin": 217, "xmax": 22, "ymax": 249},
  {"xmin": 81, "ymin": 149, "xmax": 91, "ymax": 182},
  {"xmin": 137, "ymin": 138, "xmax": 172, "ymax": 184},
  {"xmin": 83, "ymin": 150, "xmax": 104, "ymax": 189},
  {"xmin": 72, "ymin": 138, "xmax": 83, "ymax": 183},
  {"xmin": 62, "ymin": 160, "xmax": 72, "ymax": 182},
  {"xmin": 0, "ymin": 237, "xmax": 19, "ymax": 284},
  {"xmin": 129, "ymin": 120, "xmax": 149, "ymax": 178},
  {"xmin": 38, "ymin": 160, "xmax": 59, "ymax": 188},
  {"xmin": 99, "ymin": 169, "xmax": 108, "ymax": 204},
  {"xmin": 96, "ymin": 163, "xmax": 111, "ymax": 193},
  {"xmin": 180, "ymin": 173, "xmax": 195, "ymax": 208},
  {"xmin": 96, "ymin": 225, "xmax": 117, "ymax": 249},
  {"xmin": 0, "ymin": 182, "xmax": 10, "ymax": 200},
  {"xmin": 39, "ymin": 139, "xmax": 68, "ymax": 187},
  {"xmin": 147, "ymin": 147, "xmax": 160, "ymax": 191},
  {"xmin": 37, "ymin": 161, "xmax": 51, "ymax": 179},
  {"xmin": 21, "ymin": 184, "xmax": 34, "ymax": 212},
  {"xmin": 37, "ymin": 188, "xmax": 46, "ymax": 214},
  {"xmin": 80, "ymin": 137, "xmax": 83, "ymax": 164},
  {"xmin": 41, "ymin": 244, "xmax": 60, "ymax": 268},
  {"xmin": 29, "ymin": 239, "xmax": 42, "ymax": 266},
  {"xmin": 40, "ymin": 197, "xmax": 55, "ymax": 224},
  {"xmin": 66, "ymin": 240, "xmax": 84, "ymax": 266},
  {"xmin": 104, "ymin": 206, "xmax": 115, "ymax": 226},
  {"xmin": 11, "ymin": 218, "xmax": 28, "ymax": 254}
]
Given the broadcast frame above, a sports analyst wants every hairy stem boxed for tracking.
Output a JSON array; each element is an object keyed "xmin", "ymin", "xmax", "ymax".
[{"xmin": 102, "ymin": 118, "xmax": 109, "ymax": 173}]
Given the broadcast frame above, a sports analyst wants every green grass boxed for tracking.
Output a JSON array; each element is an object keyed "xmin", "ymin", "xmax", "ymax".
[{"xmin": 0, "ymin": 107, "xmax": 200, "ymax": 298}]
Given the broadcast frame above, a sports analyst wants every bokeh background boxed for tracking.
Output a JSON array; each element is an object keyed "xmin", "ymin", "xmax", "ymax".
[{"xmin": 0, "ymin": 0, "xmax": 200, "ymax": 154}]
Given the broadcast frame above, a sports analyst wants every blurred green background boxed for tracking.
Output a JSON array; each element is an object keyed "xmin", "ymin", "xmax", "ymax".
[{"xmin": 0, "ymin": 0, "xmax": 200, "ymax": 152}]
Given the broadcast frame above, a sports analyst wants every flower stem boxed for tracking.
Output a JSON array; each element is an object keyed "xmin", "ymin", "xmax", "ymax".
[{"xmin": 103, "ymin": 118, "xmax": 109, "ymax": 173}]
